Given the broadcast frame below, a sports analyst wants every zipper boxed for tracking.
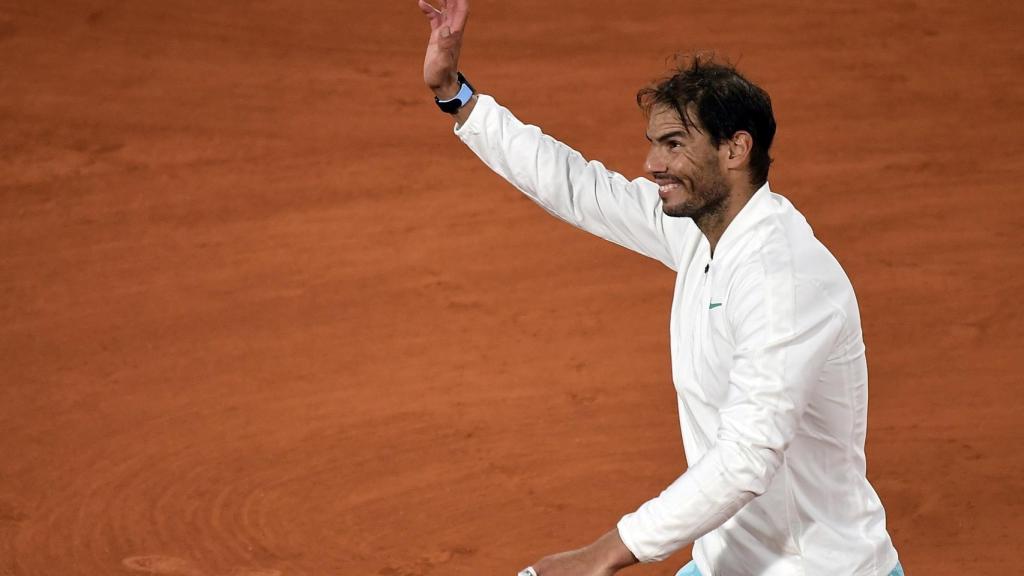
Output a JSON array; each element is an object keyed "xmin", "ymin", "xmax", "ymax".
[{"xmin": 693, "ymin": 248, "xmax": 712, "ymax": 384}]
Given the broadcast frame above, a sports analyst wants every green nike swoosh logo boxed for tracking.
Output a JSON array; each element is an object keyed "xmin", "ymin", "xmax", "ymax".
[{"xmin": 709, "ymin": 302, "xmax": 723, "ymax": 310}]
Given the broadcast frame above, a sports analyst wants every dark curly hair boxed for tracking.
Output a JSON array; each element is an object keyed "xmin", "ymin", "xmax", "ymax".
[{"xmin": 637, "ymin": 54, "xmax": 776, "ymax": 187}]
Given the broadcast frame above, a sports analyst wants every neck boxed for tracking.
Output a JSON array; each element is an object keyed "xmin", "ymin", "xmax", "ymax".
[{"xmin": 698, "ymin": 182, "xmax": 757, "ymax": 256}]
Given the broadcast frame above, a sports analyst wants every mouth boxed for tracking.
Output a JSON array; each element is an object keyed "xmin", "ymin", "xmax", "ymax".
[{"xmin": 656, "ymin": 180, "xmax": 684, "ymax": 199}]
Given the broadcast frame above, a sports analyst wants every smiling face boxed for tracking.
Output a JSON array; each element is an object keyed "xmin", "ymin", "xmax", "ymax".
[{"xmin": 644, "ymin": 104, "xmax": 731, "ymax": 222}]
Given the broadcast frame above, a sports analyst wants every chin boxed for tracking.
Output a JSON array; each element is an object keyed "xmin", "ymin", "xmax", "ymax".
[{"xmin": 662, "ymin": 201, "xmax": 695, "ymax": 218}]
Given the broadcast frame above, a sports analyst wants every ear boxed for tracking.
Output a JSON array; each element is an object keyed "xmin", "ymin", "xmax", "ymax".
[{"xmin": 723, "ymin": 131, "xmax": 753, "ymax": 171}]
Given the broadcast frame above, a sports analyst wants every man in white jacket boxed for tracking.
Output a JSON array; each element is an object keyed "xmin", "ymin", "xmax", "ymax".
[{"xmin": 417, "ymin": 2, "xmax": 903, "ymax": 575}]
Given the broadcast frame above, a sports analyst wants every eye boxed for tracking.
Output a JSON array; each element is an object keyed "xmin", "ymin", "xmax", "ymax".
[{"xmin": 668, "ymin": 140, "xmax": 684, "ymax": 149}]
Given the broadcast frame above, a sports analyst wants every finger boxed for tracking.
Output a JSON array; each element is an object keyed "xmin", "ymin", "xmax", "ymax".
[
  {"xmin": 447, "ymin": 0, "xmax": 469, "ymax": 33},
  {"xmin": 418, "ymin": 0, "xmax": 442, "ymax": 14},
  {"xmin": 417, "ymin": 0, "xmax": 443, "ymax": 28}
]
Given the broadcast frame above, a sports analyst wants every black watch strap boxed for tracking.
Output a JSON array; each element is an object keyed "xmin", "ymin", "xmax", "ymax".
[{"xmin": 435, "ymin": 72, "xmax": 475, "ymax": 114}]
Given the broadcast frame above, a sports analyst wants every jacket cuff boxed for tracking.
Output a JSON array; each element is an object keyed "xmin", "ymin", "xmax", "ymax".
[
  {"xmin": 616, "ymin": 513, "xmax": 657, "ymax": 563},
  {"xmin": 452, "ymin": 94, "xmax": 495, "ymax": 138}
]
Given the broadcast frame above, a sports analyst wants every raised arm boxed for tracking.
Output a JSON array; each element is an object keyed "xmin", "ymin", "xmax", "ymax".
[
  {"xmin": 417, "ymin": 0, "xmax": 692, "ymax": 269},
  {"xmin": 455, "ymin": 97, "xmax": 688, "ymax": 269}
]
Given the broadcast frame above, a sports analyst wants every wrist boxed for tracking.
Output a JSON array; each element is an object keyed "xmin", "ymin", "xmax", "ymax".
[
  {"xmin": 431, "ymin": 75, "xmax": 460, "ymax": 100},
  {"xmin": 590, "ymin": 528, "xmax": 638, "ymax": 571},
  {"xmin": 434, "ymin": 72, "xmax": 475, "ymax": 115}
]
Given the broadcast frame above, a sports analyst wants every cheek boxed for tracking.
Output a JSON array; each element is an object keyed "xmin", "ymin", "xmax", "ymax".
[
  {"xmin": 688, "ymin": 153, "xmax": 722, "ymax": 182},
  {"xmin": 667, "ymin": 153, "xmax": 697, "ymax": 175}
]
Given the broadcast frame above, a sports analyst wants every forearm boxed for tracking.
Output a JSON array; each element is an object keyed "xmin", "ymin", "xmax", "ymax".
[
  {"xmin": 591, "ymin": 527, "xmax": 639, "ymax": 571},
  {"xmin": 530, "ymin": 527, "xmax": 638, "ymax": 576}
]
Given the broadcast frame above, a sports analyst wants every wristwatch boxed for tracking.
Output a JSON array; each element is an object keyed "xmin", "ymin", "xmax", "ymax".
[{"xmin": 435, "ymin": 72, "xmax": 475, "ymax": 114}]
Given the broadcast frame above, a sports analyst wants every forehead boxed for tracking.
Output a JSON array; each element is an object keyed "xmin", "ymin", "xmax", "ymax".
[{"xmin": 646, "ymin": 103, "xmax": 703, "ymax": 137}]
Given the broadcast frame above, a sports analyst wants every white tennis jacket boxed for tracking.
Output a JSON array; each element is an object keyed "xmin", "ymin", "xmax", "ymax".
[{"xmin": 454, "ymin": 95, "xmax": 899, "ymax": 576}]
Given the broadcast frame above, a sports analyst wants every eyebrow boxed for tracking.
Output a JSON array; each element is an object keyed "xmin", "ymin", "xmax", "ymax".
[{"xmin": 645, "ymin": 130, "xmax": 689, "ymax": 143}]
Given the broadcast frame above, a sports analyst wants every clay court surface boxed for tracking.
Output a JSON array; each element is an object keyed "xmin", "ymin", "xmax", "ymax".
[{"xmin": 2, "ymin": 1, "xmax": 1022, "ymax": 574}]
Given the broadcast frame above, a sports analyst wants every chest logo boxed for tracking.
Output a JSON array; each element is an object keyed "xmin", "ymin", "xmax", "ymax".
[{"xmin": 709, "ymin": 302, "xmax": 723, "ymax": 310}]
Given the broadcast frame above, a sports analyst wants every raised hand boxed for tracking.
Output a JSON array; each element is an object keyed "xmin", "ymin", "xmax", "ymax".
[{"xmin": 417, "ymin": 0, "xmax": 469, "ymax": 99}]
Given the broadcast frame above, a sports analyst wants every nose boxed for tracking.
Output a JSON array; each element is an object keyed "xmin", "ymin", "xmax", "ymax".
[{"xmin": 644, "ymin": 146, "xmax": 666, "ymax": 176}]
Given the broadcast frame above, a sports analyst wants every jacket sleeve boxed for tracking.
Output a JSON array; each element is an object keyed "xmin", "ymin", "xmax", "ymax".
[
  {"xmin": 455, "ymin": 95, "xmax": 687, "ymax": 270},
  {"xmin": 616, "ymin": 256, "xmax": 846, "ymax": 561}
]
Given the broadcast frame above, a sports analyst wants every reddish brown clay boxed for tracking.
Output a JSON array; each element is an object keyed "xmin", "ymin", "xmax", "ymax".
[{"xmin": 1, "ymin": 2, "xmax": 1021, "ymax": 575}]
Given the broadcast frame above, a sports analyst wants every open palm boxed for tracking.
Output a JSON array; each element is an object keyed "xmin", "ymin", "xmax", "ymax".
[{"xmin": 417, "ymin": 0, "xmax": 469, "ymax": 96}]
